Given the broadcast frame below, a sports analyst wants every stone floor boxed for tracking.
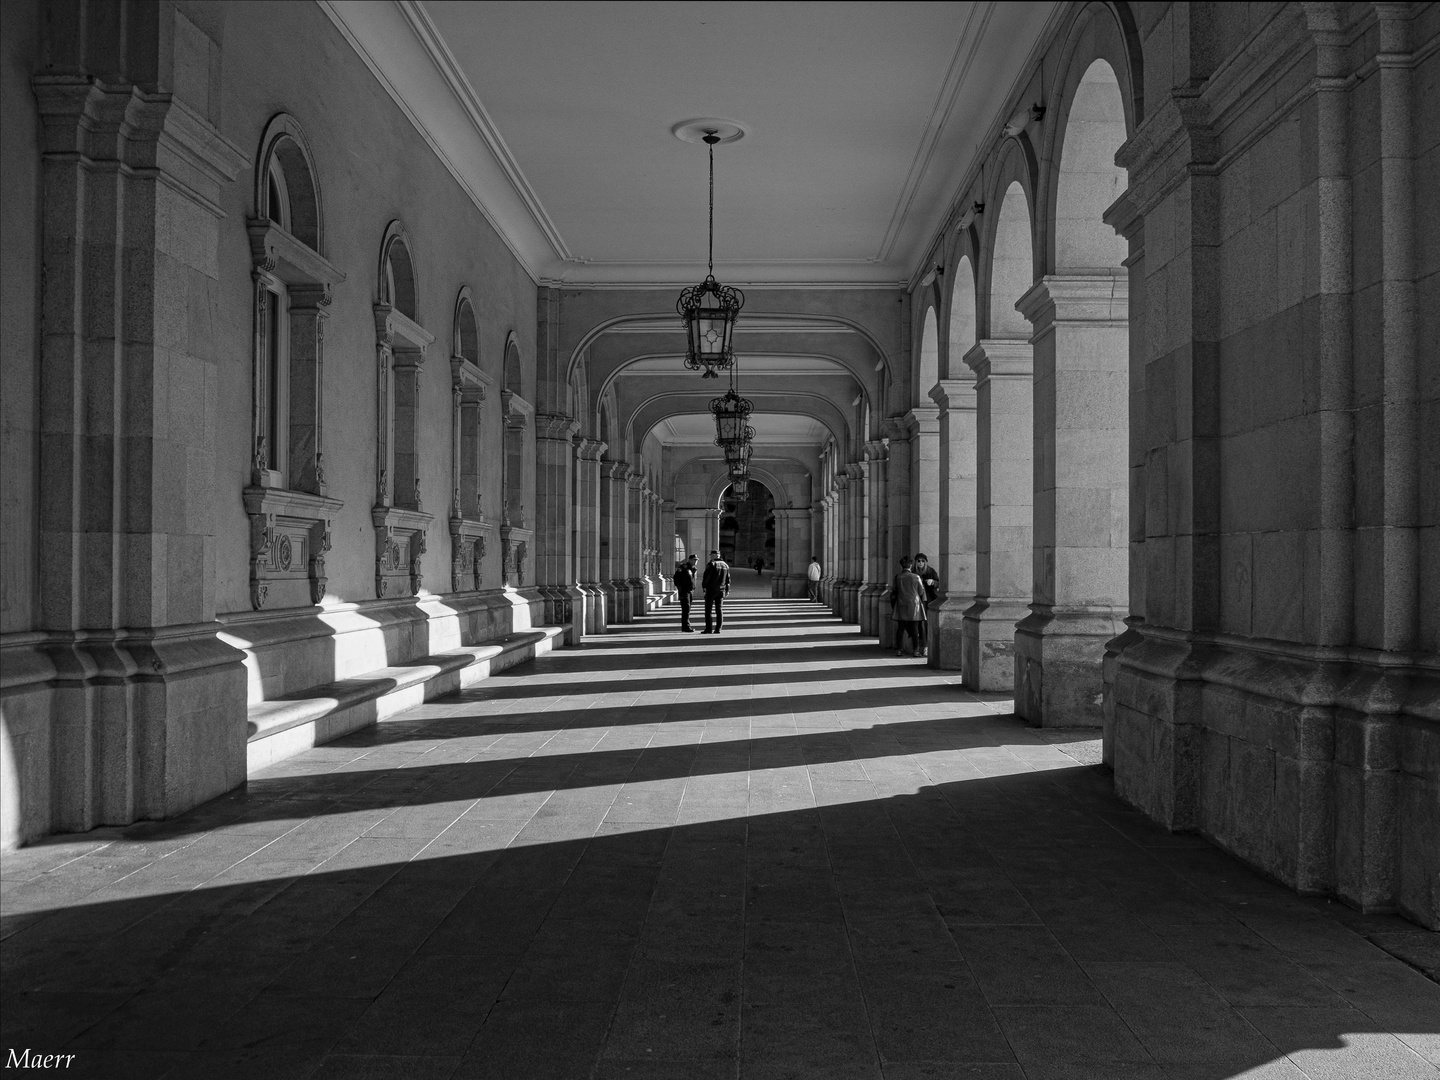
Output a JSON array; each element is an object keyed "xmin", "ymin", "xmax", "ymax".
[{"xmin": 2, "ymin": 596, "xmax": 1438, "ymax": 1080}]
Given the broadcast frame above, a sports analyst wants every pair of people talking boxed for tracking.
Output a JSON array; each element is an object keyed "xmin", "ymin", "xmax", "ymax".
[{"xmin": 672, "ymin": 550, "xmax": 731, "ymax": 634}]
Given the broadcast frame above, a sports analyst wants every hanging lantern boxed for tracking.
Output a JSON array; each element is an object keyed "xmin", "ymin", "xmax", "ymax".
[
  {"xmin": 711, "ymin": 388, "xmax": 754, "ymax": 450},
  {"xmin": 730, "ymin": 476, "xmax": 751, "ymax": 501},
  {"xmin": 677, "ymin": 132, "xmax": 744, "ymax": 378},
  {"xmin": 723, "ymin": 440, "xmax": 753, "ymax": 471}
]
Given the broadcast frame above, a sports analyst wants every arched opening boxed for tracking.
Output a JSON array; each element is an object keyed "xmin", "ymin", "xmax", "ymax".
[
  {"xmin": 456, "ymin": 299, "xmax": 479, "ymax": 364},
  {"xmin": 719, "ymin": 480, "xmax": 776, "ymax": 571},
  {"xmin": 918, "ymin": 306, "xmax": 939, "ymax": 395},
  {"xmin": 961, "ymin": 176, "xmax": 1035, "ymax": 693},
  {"xmin": 1055, "ymin": 59, "xmax": 1128, "ymax": 270},
  {"xmin": 990, "ymin": 181, "xmax": 1033, "ymax": 337},
  {"xmin": 1014, "ymin": 54, "xmax": 1131, "ymax": 728},
  {"xmin": 947, "ymin": 255, "xmax": 976, "ymax": 371},
  {"xmin": 929, "ymin": 252, "xmax": 980, "ymax": 670},
  {"xmin": 382, "ymin": 235, "xmax": 417, "ymax": 322}
]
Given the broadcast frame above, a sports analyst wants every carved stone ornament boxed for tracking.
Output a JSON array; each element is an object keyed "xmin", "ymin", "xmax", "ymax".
[{"xmin": 243, "ymin": 486, "xmax": 341, "ymax": 611}]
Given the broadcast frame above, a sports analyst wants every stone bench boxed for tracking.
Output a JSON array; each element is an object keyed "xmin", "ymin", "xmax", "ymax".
[{"xmin": 246, "ymin": 626, "xmax": 562, "ymax": 772}]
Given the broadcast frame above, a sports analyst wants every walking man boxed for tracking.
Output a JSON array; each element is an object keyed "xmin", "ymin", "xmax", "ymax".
[
  {"xmin": 806, "ymin": 555, "xmax": 822, "ymax": 602},
  {"xmin": 701, "ymin": 549, "xmax": 731, "ymax": 634},
  {"xmin": 673, "ymin": 554, "xmax": 698, "ymax": 632}
]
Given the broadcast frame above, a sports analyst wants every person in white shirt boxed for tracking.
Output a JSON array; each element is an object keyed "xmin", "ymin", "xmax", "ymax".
[{"xmin": 807, "ymin": 556, "xmax": 822, "ymax": 602}]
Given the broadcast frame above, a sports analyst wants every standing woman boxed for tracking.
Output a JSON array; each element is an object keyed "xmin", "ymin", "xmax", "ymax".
[{"xmin": 889, "ymin": 556, "xmax": 927, "ymax": 658}]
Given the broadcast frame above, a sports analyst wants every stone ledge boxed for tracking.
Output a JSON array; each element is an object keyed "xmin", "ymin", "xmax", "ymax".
[{"xmin": 245, "ymin": 626, "xmax": 562, "ymax": 773}]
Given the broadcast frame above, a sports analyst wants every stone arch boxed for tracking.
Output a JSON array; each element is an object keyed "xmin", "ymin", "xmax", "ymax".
[
  {"xmin": 1037, "ymin": 3, "xmax": 1141, "ymax": 273},
  {"xmin": 378, "ymin": 221, "xmax": 418, "ymax": 321},
  {"xmin": 706, "ymin": 464, "xmax": 795, "ymax": 511},
  {"xmin": 254, "ymin": 113, "xmax": 322, "ymax": 252},
  {"xmin": 627, "ymin": 393, "xmax": 852, "ymax": 464},
  {"xmin": 566, "ymin": 310, "xmax": 894, "ymax": 395}
]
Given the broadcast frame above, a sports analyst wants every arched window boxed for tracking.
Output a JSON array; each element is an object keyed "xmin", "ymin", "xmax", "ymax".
[
  {"xmin": 243, "ymin": 114, "xmax": 344, "ymax": 611},
  {"xmin": 372, "ymin": 222, "xmax": 434, "ymax": 598},
  {"xmin": 448, "ymin": 289, "xmax": 494, "ymax": 592}
]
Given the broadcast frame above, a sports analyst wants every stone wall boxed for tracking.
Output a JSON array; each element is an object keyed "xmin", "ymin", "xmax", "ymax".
[{"xmin": 0, "ymin": 0, "xmax": 543, "ymax": 848}]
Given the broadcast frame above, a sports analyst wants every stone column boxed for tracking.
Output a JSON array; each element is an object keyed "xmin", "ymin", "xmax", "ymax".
[
  {"xmin": 627, "ymin": 470, "xmax": 646, "ymax": 615},
  {"xmin": 1014, "ymin": 274, "xmax": 1129, "ymax": 726},
  {"xmin": 929, "ymin": 378, "xmax": 978, "ymax": 669},
  {"xmin": 772, "ymin": 508, "xmax": 810, "ymax": 597},
  {"xmin": 661, "ymin": 498, "xmax": 678, "ymax": 585},
  {"xmin": 853, "ymin": 456, "xmax": 879, "ymax": 634},
  {"xmin": 535, "ymin": 413, "xmax": 580, "ymax": 638},
  {"xmin": 675, "ymin": 508, "xmax": 705, "ymax": 563},
  {"xmin": 27, "ymin": 27, "xmax": 249, "ymax": 838},
  {"xmin": 960, "ymin": 340, "xmax": 1033, "ymax": 691},
  {"xmin": 705, "ymin": 508, "xmax": 722, "ymax": 556},
  {"xmin": 881, "ymin": 422, "xmax": 912, "ymax": 649},
  {"xmin": 906, "ymin": 404, "xmax": 942, "ymax": 562},
  {"xmin": 862, "ymin": 442, "xmax": 889, "ymax": 635},
  {"xmin": 600, "ymin": 459, "xmax": 629, "ymax": 622},
  {"xmin": 574, "ymin": 438, "xmax": 607, "ymax": 634}
]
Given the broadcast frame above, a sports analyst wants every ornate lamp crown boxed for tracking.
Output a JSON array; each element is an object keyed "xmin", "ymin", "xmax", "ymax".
[{"xmin": 677, "ymin": 132, "xmax": 744, "ymax": 379}]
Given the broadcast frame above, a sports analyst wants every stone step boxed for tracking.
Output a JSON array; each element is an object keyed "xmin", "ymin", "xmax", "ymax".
[{"xmin": 245, "ymin": 626, "xmax": 563, "ymax": 773}]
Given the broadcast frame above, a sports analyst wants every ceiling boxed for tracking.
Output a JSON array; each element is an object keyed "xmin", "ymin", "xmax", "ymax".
[{"xmin": 320, "ymin": 0, "xmax": 1061, "ymax": 285}]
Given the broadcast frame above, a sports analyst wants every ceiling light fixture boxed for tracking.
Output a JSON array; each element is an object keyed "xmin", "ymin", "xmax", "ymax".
[{"xmin": 677, "ymin": 129, "xmax": 744, "ymax": 379}]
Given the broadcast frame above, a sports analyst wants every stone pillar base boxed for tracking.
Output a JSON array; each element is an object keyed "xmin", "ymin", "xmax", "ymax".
[
  {"xmin": 1101, "ymin": 620, "xmax": 1144, "ymax": 766},
  {"xmin": 859, "ymin": 583, "xmax": 884, "ymax": 635},
  {"xmin": 770, "ymin": 574, "xmax": 804, "ymax": 598},
  {"xmin": 561, "ymin": 585, "xmax": 586, "ymax": 645},
  {"xmin": 927, "ymin": 596, "xmax": 969, "ymax": 671},
  {"xmin": 580, "ymin": 583, "xmax": 607, "ymax": 635},
  {"xmin": 1014, "ymin": 607, "xmax": 1122, "ymax": 727},
  {"xmin": 1111, "ymin": 627, "xmax": 1440, "ymax": 930},
  {"xmin": 1, "ymin": 628, "xmax": 246, "ymax": 848},
  {"xmin": 960, "ymin": 599, "xmax": 1028, "ymax": 692}
]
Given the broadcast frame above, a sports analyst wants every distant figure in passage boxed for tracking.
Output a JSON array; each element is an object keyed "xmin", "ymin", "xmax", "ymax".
[
  {"xmin": 754, "ymin": 556, "xmax": 764, "ymax": 575},
  {"xmin": 673, "ymin": 554, "xmax": 698, "ymax": 633},
  {"xmin": 807, "ymin": 556, "xmax": 822, "ymax": 602},
  {"xmin": 890, "ymin": 555, "xmax": 927, "ymax": 658},
  {"xmin": 701, "ymin": 549, "xmax": 731, "ymax": 634}
]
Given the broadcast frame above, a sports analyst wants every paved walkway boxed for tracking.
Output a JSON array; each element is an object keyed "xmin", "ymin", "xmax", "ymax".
[{"xmin": 2, "ymin": 597, "xmax": 1437, "ymax": 1079}]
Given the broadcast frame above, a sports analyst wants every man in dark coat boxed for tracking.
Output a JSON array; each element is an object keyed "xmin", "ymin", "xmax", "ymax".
[
  {"xmin": 673, "ymin": 554, "xmax": 698, "ymax": 632},
  {"xmin": 700, "ymin": 549, "xmax": 731, "ymax": 634}
]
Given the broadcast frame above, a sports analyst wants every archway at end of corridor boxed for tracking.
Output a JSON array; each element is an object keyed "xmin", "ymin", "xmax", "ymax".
[{"xmin": 718, "ymin": 480, "xmax": 776, "ymax": 573}]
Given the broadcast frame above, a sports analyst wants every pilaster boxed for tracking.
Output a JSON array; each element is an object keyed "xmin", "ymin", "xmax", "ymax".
[
  {"xmin": 1013, "ymin": 273, "xmax": 1129, "ymax": 726},
  {"xmin": 928, "ymin": 378, "xmax": 977, "ymax": 670},
  {"xmin": 960, "ymin": 339, "xmax": 1033, "ymax": 691}
]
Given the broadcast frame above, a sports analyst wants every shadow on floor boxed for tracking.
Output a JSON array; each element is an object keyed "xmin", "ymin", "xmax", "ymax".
[{"xmin": 3, "ymin": 761, "xmax": 1436, "ymax": 1080}]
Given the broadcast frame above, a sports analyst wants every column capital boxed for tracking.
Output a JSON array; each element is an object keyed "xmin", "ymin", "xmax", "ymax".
[
  {"xmin": 536, "ymin": 412, "xmax": 580, "ymax": 441},
  {"xmin": 863, "ymin": 439, "xmax": 887, "ymax": 461},
  {"xmin": 903, "ymin": 404, "xmax": 940, "ymax": 436},
  {"xmin": 929, "ymin": 378, "xmax": 977, "ymax": 413},
  {"xmin": 575, "ymin": 438, "xmax": 607, "ymax": 461},
  {"xmin": 603, "ymin": 459, "xmax": 630, "ymax": 480},
  {"xmin": 962, "ymin": 339, "xmax": 1032, "ymax": 382},
  {"xmin": 880, "ymin": 414, "xmax": 910, "ymax": 442},
  {"xmin": 1017, "ymin": 272, "xmax": 1129, "ymax": 330}
]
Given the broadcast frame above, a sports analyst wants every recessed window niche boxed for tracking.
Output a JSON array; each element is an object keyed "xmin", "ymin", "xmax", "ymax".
[
  {"xmin": 372, "ymin": 221, "xmax": 434, "ymax": 598},
  {"xmin": 244, "ymin": 114, "xmax": 345, "ymax": 610},
  {"xmin": 449, "ymin": 289, "xmax": 496, "ymax": 591}
]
